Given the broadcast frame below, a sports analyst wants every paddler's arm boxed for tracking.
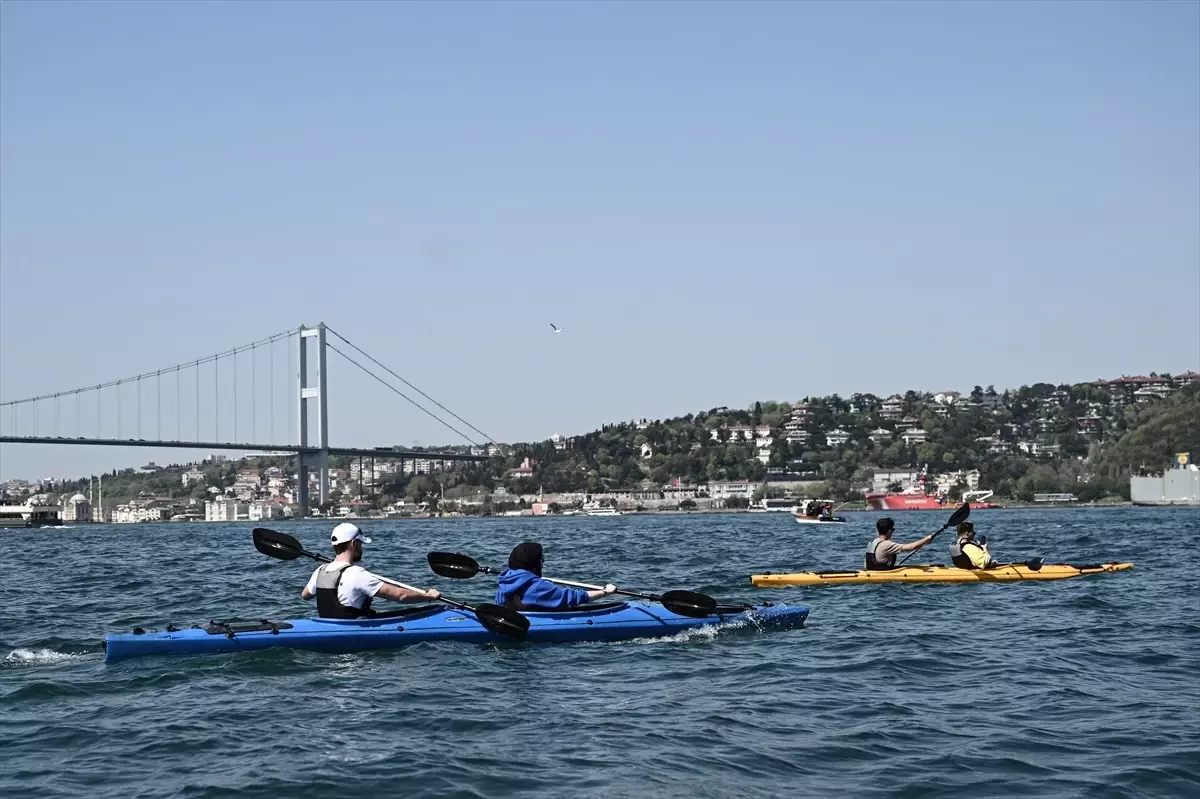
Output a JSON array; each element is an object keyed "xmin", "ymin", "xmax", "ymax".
[
  {"xmin": 584, "ymin": 584, "xmax": 618, "ymax": 602},
  {"xmin": 300, "ymin": 570, "xmax": 319, "ymax": 600},
  {"xmin": 375, "ymin": 583, "xmax": 441, "ymax": 603},
  {"xmin": 898, "ymin": 534, "xmax": 935, "ymax": 552}
]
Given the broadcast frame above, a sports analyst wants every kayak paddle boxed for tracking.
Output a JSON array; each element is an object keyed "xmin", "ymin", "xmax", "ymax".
[
  {"xmin": 426, "ymin": 551, "xmax": 736, "ymax": 618},
  {"xmin": 897, "ymin": 502, "xmax": 971, "ymax": 567},
  {"xmin": 252, "ymin": 528, "xmax": 530, "ymax": 639},
  {"xmin": 993, "ymin": 558, "xmax": 1044, "ymax": 571}
]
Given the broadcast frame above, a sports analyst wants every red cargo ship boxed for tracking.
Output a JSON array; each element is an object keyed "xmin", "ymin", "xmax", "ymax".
[
  {"xmin": 866, "ymin": 472, "xmax": 999, "ymax": 511},
  {"xmin": 865, "ymin": 490, "xmax": 944, "ymax": 510}
]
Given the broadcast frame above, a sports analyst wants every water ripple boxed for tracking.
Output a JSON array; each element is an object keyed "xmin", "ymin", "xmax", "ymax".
[{"xmin": 1, "ymin": 508, "xmax": 1198, "ymax": 798}]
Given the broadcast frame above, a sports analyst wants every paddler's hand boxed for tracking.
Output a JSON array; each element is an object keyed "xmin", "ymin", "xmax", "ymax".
[
  {"xmin": 425, "ymin": 589, "xmax": 441, "ymax": 600},
  {"xmin": 603, "ymin": 584, "xmax": 617, "ymax": 595}
]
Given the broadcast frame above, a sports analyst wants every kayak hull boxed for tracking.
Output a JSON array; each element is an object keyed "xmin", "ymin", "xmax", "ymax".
[
  {"xmin": 103, "ymin": 601, "xmax": 808, "ymax": 662},
  {"xmin": 752, "ymin": 562, "xmax": 1133, "ymax": 587}
]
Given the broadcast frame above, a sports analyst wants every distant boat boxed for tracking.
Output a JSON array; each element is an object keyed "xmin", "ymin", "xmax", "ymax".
[
  {"xmin": 792, "ymin": 499, "xmax": 847, "ymax": 524},
  {"xmin": 582, "ymin": 501, "xmax": 622, "ymax": 517},
  {"xmin": 751, "ymin": 498, "xmax": 798, "ymax": 513},
  {"xmin": 0, "ymin": 501, "xmax": 63, "ymax": 529}
]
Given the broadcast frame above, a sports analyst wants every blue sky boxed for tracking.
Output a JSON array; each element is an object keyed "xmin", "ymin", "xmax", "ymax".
[{"xmin": 1, "ymin": 1, "xmax": 1198, "ymax": 480}]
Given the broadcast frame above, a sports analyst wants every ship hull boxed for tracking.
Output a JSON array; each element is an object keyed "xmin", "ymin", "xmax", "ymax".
[{"xmin": 865, "ymin": 494, "xmax": 943, "ymax": 511}]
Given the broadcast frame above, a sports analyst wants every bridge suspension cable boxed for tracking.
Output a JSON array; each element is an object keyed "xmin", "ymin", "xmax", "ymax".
[
  {"xmin": 0, "ymin": 329, "xmax": 294, "ymax": 407},
  {"xmin": 325, "ymin": 325, "xmax": 496, "ymax": 445}
]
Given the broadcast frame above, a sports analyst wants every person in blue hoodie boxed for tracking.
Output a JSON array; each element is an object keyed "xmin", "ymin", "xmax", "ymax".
[{"xmin": 494, "ymin": 541, "xmax": 617, "ymax": 611}]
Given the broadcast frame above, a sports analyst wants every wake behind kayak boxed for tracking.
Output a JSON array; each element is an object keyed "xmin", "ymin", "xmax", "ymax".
[{"xmin": 103, "ymin": 601, "xmax": 809, "ymax": 662}]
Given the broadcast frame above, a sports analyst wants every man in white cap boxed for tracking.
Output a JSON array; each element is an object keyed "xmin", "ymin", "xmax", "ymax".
[{"xmin": 301, "ymin": 522, "xmax": 440, "ymax": 618}]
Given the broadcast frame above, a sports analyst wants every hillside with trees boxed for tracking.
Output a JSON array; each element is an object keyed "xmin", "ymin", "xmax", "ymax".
[{"xmin": 11, "ymin": 377, "xmax": 1197, "ymax": 512}]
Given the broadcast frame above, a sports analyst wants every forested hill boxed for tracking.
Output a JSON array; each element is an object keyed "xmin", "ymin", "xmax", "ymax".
[
  {"xmin": 1089, "ymin": 385, "xmax": 1200, "ymax": 479},
  {"xmin": 19, "ymin": 379, "xmax": 1199, "ymax": 509},
  {"xmin": 475, "ymin": 381, "xmax": 1200, "ymax": 502}
]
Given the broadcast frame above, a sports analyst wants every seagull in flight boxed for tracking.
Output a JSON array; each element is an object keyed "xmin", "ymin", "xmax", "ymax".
[{"xmin": 549, "ymin": 322, "xmax": 563, "ymax": 334}]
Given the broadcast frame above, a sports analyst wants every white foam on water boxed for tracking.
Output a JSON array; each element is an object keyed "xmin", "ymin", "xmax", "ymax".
[
  {"xmin": 607, "ymin": 617, "xmax": 760, "ymax": 647},
  {"xmin": 3, "ymin": 648, "xmax": 86, "ymax": 666}
]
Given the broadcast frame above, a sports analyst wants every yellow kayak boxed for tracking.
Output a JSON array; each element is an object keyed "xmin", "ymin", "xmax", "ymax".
[{"xmin": 751, "ymin": 562, "xmax": 1134, "ymax": 587}]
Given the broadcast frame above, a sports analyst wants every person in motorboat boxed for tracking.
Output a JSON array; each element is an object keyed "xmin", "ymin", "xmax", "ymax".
[
  {"xmin": 818, "ymin": 503, "xmax": 835, "ymax": 521},
  {"xmin": 495, "ymin": 541, "xmax": 616, "ymax": 611},
  {"xmin": 864, "ymin": 517, "xmax": 934, "ymax": 570},
  {"xmin": 301, "ymin": 522, "xmax": 440, "ymax": 619},
  {"xmin": 949, "ymin": 522, "xmax": 996, "ymax": 570}
]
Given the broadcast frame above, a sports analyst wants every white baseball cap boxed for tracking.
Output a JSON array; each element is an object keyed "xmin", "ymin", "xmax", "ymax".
[{"xmin": 331, "ymin": 522, "xmax": 371, "ymax": 546}]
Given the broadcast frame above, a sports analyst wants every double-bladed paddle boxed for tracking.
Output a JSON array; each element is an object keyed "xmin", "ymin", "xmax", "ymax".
[
  {"xmin": 897, "ymin": 502, "xmax": 972, "ymax": 567},
  {"xmin": 426, "ymin": 551, "xmax": 741, "ymax": 618},
  {"xmin": 252, "ymin": 528, "xmax": 529, "ymax": 639}
]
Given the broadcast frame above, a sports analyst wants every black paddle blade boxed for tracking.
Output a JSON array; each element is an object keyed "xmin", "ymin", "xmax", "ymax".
[
  {"xmin": 472, "ymin": 602, "xmax": 530, "ymax": 639},
  {"xmin": 253, "ymin": 527, "xmax": 304, "ymax": 561},
  {"xmin": 945, "ymin": 502, "xmax": 971, "ymax": 529},
  {"xmin": 427, "ymin": 551, "xmax": 485, "ymax": 579},
  {"xmin": 660, "ymin": 589, "xmax": 719, "ymax": 619}
]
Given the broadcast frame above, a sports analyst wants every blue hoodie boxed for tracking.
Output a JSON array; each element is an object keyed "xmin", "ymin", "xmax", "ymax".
[{"xmin": 494, "ymin": 568, "xmax": 591, "ymax": 610}]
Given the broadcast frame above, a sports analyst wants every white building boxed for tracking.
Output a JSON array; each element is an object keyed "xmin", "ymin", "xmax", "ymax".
[
  {"xmin": 826, "ymin": 428, "xmax": 851, "ymax": 447},
  {"xmin": 206, "ymin": 499, "xmax": 249, "ymax": 521},
  {"xmin": 932, "ymin": 469, "xmax": 981, "ymax": 494},
  {"xmin": 785, "ymin": 428, "xmax": 810, "ymax": 445},
  {"xmin": 248, "ymin": 500, "xmax": 285, "ymax": 521},
  {"xmin": 113, "ymin": 504, "xmax": 170, "ymax": 523},
  {"xmin": 62, "ymin": 493, "xmax": 92, "ymax": 523},
  {"xmin": 880, "ymin": 396, "xmax": 905, "ymax": 421},
  {"xmin": 181, "ymin": 468, "xmax": 204, "ymax": 487},
  {"xmin": 869, "ymin": 428, "xmax": 893, "ymax": 444},
  {"xmin": 871, "ymin": 470, "xmax": 921, "ymax": 493},
  {"xmin": 902, "ymin": 428, "xmax": 928, "ymax": 445},
  {"xmin": 707, "ymin": 481, "xmax": 757, "ymax": 500}
]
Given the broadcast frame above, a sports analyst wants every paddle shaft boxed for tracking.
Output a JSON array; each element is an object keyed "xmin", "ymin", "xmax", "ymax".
[
  {"xmin": 467, "ymin": 562, "xmax": 655, "ymax": 601},
  {"xmin": 457, "ymin": 557, "xmax": 747, "ymax": 608},
  {"xmin": 544, "ymin": 576, "xmax": 658, "ymax": 602}
]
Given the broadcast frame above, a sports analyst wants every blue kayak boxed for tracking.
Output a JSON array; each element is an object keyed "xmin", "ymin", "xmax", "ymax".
[{"xmin": 103, "ymin": 601, "xmax": 808, "ymax": 662}]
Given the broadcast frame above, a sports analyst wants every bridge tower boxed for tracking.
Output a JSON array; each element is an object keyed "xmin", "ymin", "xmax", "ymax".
[{"xmin": 296, "ymin": 323, "xmax": 330, "ymax": 517}]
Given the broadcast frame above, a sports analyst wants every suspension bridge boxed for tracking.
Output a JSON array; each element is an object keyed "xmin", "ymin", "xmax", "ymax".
[{"xmin": 0, "ymin": 323, "xmax": 490, "ymax": 516}]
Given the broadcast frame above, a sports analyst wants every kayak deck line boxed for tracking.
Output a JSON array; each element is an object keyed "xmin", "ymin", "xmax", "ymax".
[
  {"xmin": 751, "ymin": 562, "xmax": 1134, "ymax": 587},
  {"xmin": 103, "ymin": 601, "xmax": 809, "ymax": 662}
]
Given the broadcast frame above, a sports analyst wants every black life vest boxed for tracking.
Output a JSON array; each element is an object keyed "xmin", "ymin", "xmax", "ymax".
[
  {"xmin": 315, "ymin": 562, "xmax": 373, "ymax": 619},
  {"xmin": 865, "ymin": 538, "xmax": 896, "ymax": 571},
  {"xmin": 949, "ymin": 538, "xmax": 987, "ymax": 570}
]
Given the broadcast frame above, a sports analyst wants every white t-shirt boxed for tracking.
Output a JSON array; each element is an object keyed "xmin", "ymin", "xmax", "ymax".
[{"xmin": 305, "ymin": 563, "xmax": 384, "ymax": 610}]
